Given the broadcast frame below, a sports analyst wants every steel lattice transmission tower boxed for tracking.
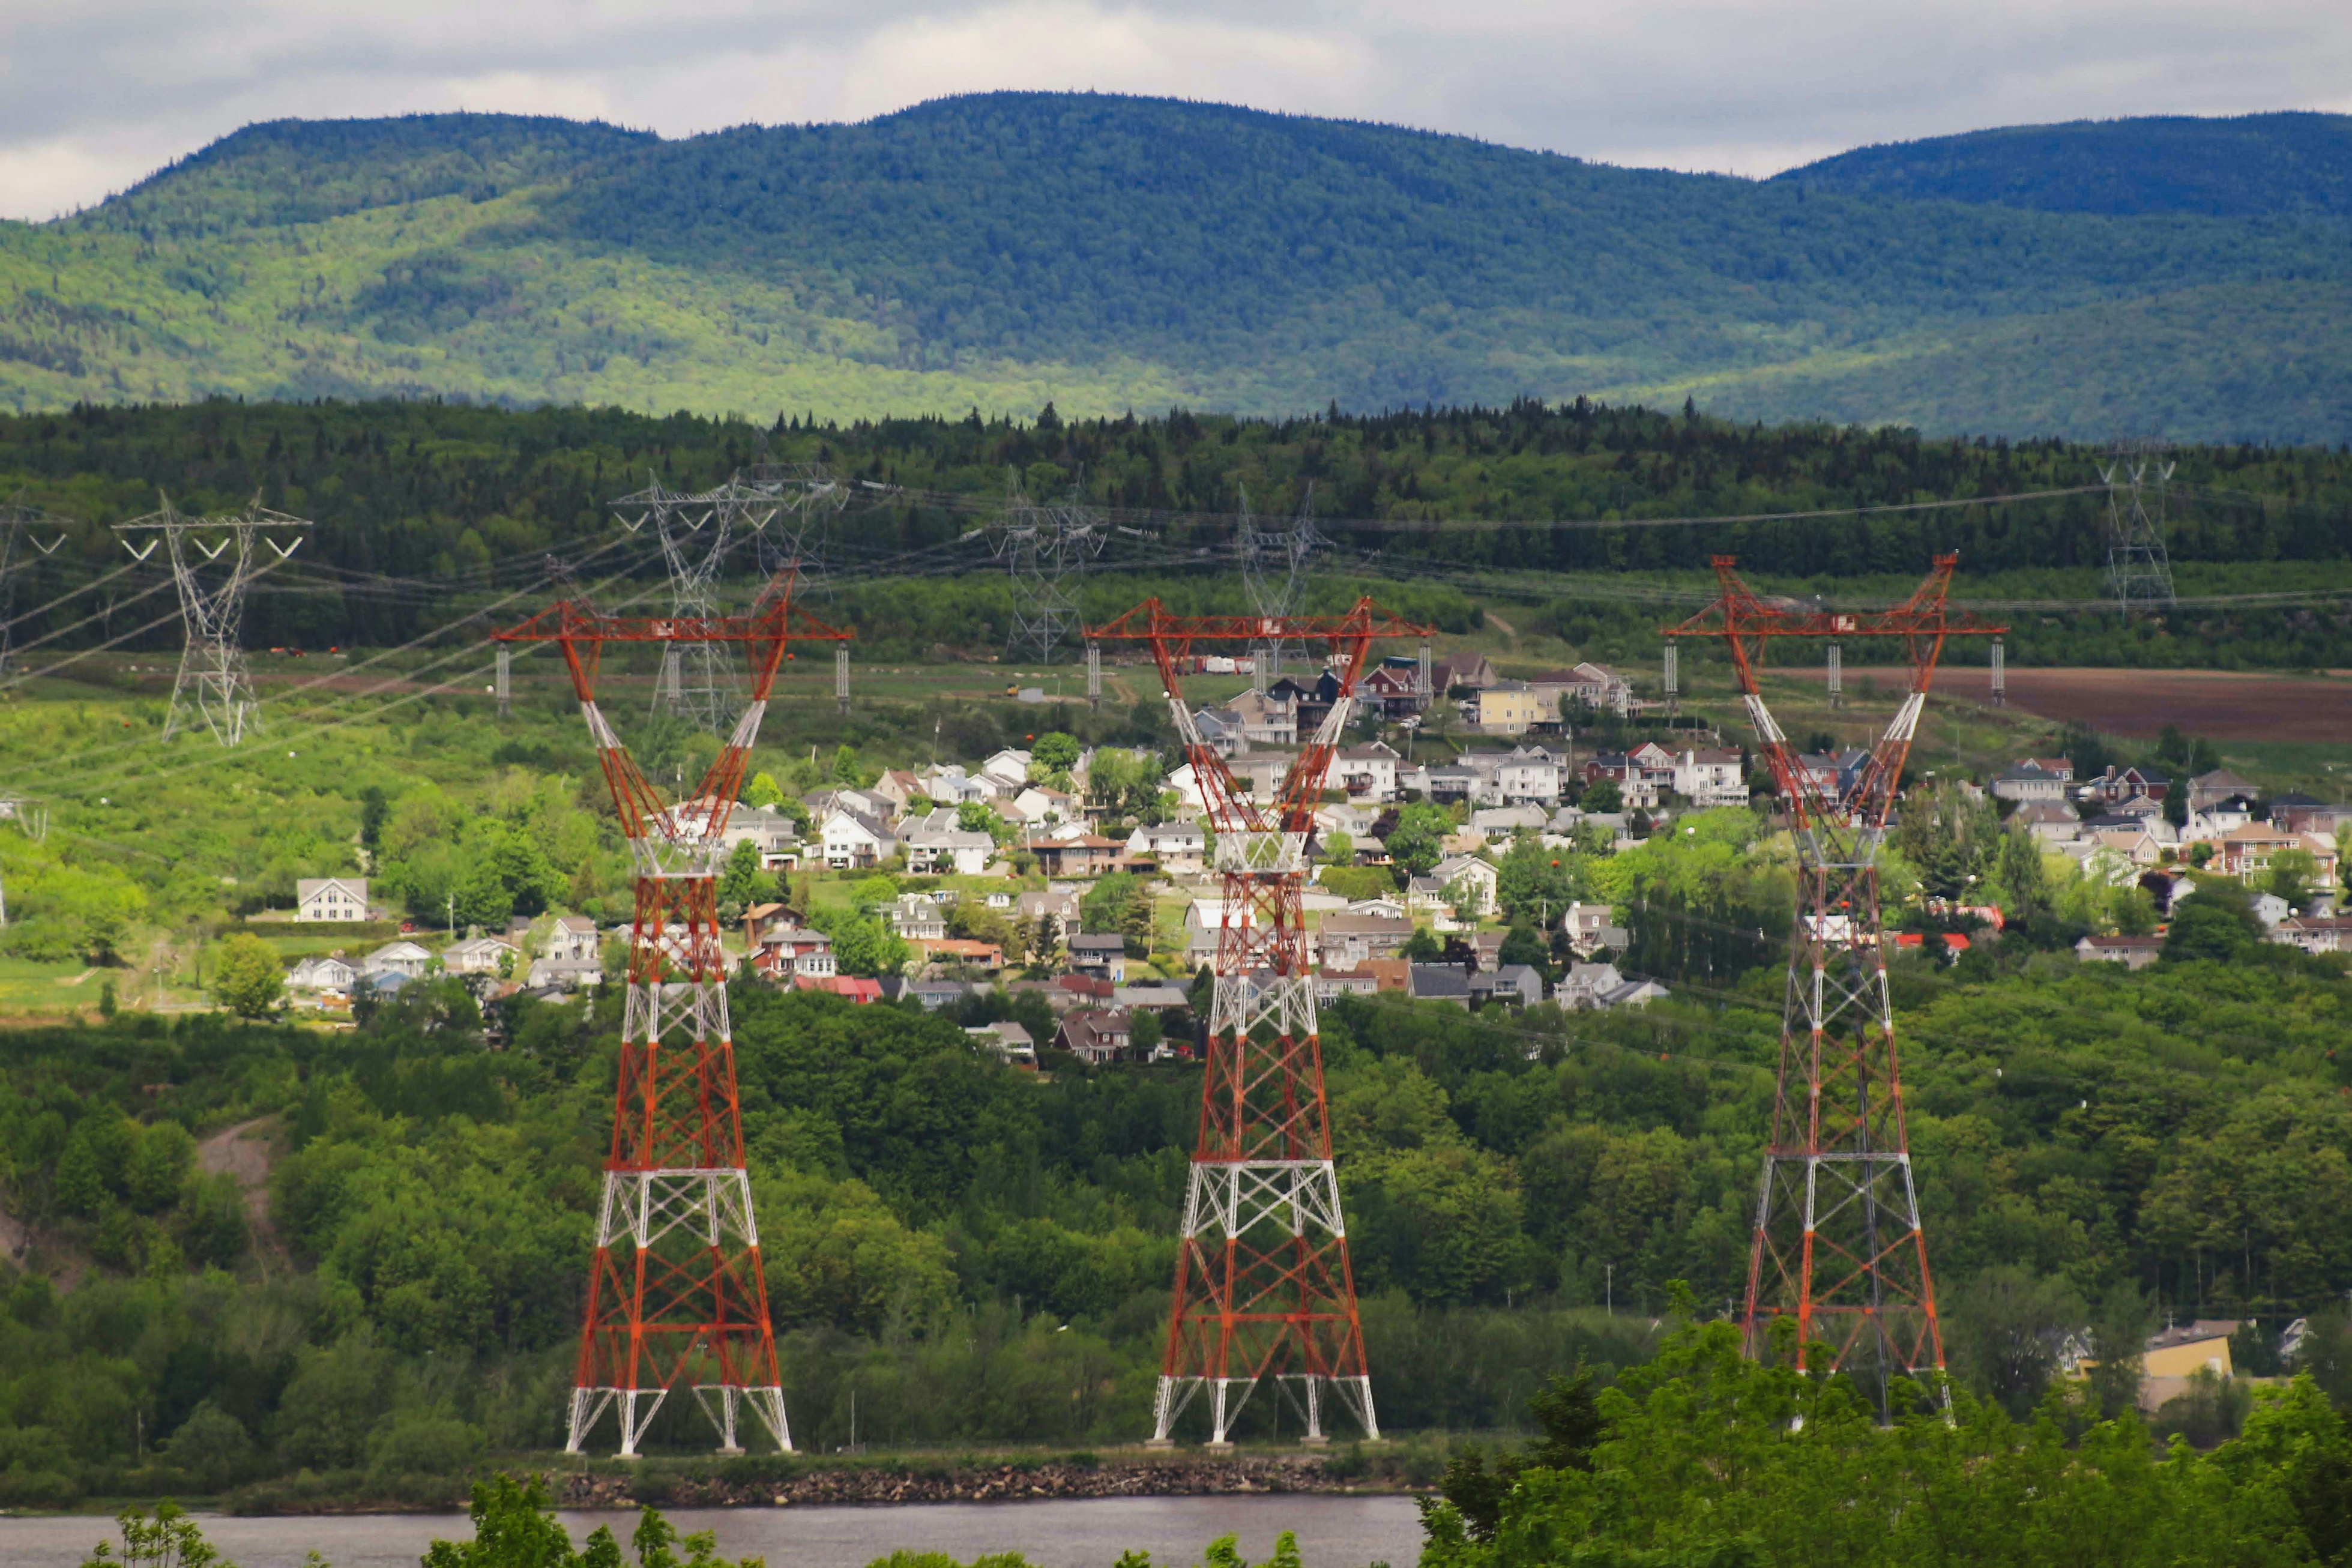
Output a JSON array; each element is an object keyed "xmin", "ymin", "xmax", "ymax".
[
  {"xmin": 496, "ymin": 588, "xmax": 852, "ymax": 1458},
  {"xmin": 1091, "ymin": 596, "xmax": 1432, "ymax": 1449},
  {"xmin": 1667, "ymin": 556, "xmax": 2001, "ymax": 1415},
  {"xmin": 992, "ymin": 477, "xmax": 1105, "ymax": 663},
  {"xmin": 116, "ymin": 496, "xmax": 310, "ymax": 746},
  {"xmin": 0, "ymin": 501, "xmax": 67, "ymax": 673},
  {"xmin": 2100, "ymin": 441, "xmax": 2177, "ymax": 613},
  {"xmin": 612, "ymin": 477, "xmax": 786, "ymax": 732},
  {"xmin": 1237, "ymin": 487, "xmax": 1327, "ymax": 688}
]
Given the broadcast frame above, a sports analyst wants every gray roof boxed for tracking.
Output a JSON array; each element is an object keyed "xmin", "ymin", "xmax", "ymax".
[{"xmin": 1408, "ymin": 964, "xmax": 1471, "ymax": 999}]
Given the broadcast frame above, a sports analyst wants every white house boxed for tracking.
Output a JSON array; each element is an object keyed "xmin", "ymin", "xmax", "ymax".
[
  {"xmin": 1423, "ymin": 854, "xmax": 1499, "ymax": 918},
  {"xmin": 1333, "ymin": 743, "xmax": 1402, "ymax": 803},
  {"xmin": 543, "ymin": 915, "xmax": 600, "ymax": 963},
  {"xmin": 1127, "ymin": 820, "xmax": 1207, "ymax": 875},
  {"xmin": 902, "ymin": 809, "xmax": 997, "ymax": 876},
  {"xmin": 1496, "ymin": 746, "xmax": 1566, "ymax": 805},
  {"xmin": 362, "ymin": 940, "xmax": 433, "ymax": 980},
  {"xmin": 1561, "ymin": 900, "xmax": 1629, "ymax": 957},
  {"xmin": 297, "ymin": 876, "xmax": 370, "ymax": 922},
  {"xmin": 715, "ymin": 804, "xmax": 806, "ymax": 870},
  {"xmin": 287, "ymin": 955, "xmax": 357, "ymax": 992},
  {"xmin": 1674, "ymin": 749, "xmax": 1747, "ymax": 807},
  {"xmin": 821, "ymin": 806, "xmax": 897, "ymax": 870},
  {"xmin": 526, "ymin": 957, "xmax": 603, "ymax": 991},
  {"xmin": 978, "ymin": 749, "xmax": 1034, "ymax": 795},
  {"xmin": 442, "ymin": 935, "xmax": 519, "ymax": 977}
]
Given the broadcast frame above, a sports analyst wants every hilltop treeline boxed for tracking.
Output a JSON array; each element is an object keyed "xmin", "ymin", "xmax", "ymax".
[{"xmin": 1, "ymin": 396, "xmax": 2347, "ymax": 659}]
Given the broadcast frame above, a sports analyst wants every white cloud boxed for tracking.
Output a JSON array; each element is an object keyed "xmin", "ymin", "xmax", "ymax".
[{"xmin": 1, "ymin": 0, "xmax": 2347, "ymax": 219}]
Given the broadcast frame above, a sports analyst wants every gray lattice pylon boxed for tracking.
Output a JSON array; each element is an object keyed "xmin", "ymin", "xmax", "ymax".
[
  {"xmin": 1238, "ymin": 486, "xmax": 1325, "ymax": 686},
  {"xmin": 2099, "ymin": 441, "xmax": 2177, "ymax": 614},
  {"xmin": 746, "ymin": 462, "xmax": 848, "ymax": 596},
  {"xmin": 611, "ymin": 475, "xmax": 785, "ymax": 732},
  {"xmin": 116, "ymin": 496, "xmax": 310, "ymax": 747},
  {"xmin": 0, "ymin": 501, "xmax": 68, "ymax": 674},
  {"xmin": 992, "ymin": 475, "xmax": 1104, "ymax": 663}
]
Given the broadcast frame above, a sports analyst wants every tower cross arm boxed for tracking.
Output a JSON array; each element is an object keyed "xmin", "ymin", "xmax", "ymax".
[
  {"xmin": 1662, "ymin": 555, "xmax": 2007, "ymax": 646},
  {"xmin": 1086, "ymin": 597, "xmax": 1434, "ymax": 651},
  {"xmin": 493, "ymin": 599, "xmax": 854, "ymax": 647}
]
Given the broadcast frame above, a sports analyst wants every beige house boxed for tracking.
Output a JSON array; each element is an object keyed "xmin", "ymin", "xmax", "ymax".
[{"xmin": 1471, "ymin": 681, "xmax": 1548, "ymax": 736}]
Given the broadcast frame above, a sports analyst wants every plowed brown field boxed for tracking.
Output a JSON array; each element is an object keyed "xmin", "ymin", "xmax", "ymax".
[{"xmin": 1904, "ymin": 667, "xmax": 2351, "ymax": 741}]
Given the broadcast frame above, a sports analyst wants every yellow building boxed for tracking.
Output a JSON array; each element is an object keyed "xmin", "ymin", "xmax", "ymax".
[{"xmin": 1474, "ymin": 681, "xmax": 1546, "ymax": 736}]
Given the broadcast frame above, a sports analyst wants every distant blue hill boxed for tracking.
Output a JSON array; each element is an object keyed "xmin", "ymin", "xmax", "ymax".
[{"xmin": 1774, "ymin": 112, "xmax": 2352, "ymax": 222}]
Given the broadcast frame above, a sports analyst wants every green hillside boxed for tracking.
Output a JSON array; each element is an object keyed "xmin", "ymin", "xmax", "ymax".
[
  {"xmin": 6, "ymin": 95, "xmax": 2352, "ymax": 440},
  {"xmin": 1776, "ymin": 112, "xmax": 2352, "ymax": 223}
]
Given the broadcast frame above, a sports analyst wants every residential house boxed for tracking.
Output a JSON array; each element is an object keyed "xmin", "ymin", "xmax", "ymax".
[
  {"xmin": 714, "ymin": 804, "xmax": 806, "ymax": 869},
  {"xmin": 752, "ymin": 927, "xmax": 836, "ymax": 982},
  {"xmin": 362, "ymin": 940, "xmax": 432, "ymax": 980},
  {"xmin": 2207, "ymin": 823, "xmax": 2340, "ymax": 884},
  {"xmin": 1334, "ymin": 742, "xmax": 1403, "ymax": 802},
  {"xmin": 526, "ymin": 957, "xmax": 603, "ymax": 991},
  {"xmin": 1585, "ymin": 742, "xmax": 1675, "ymax": 809},
  {"xmin": 1057, "ymin": 1009, "xmax": 1133, "ymax": 1065},
  {"xmin": 1432, "ymin": 653, "xmax": 1496, "ymax": 693},
  {"xmin": 794, "ymin": 974, "xmax": 882, "ymax": 1004},
  {"xmin": 1551, "ymin": 661, "xmax": 1634, "ymax": 717},
  {"xmin": 1362, "ymin": 662, "xmax": 1430, "ymax": 720},
  {"xmin": 886, "ymin": 894, "xmax": 947, "ymax": 942},
  {"xmin": 1423, "ymin": 853, "xmax": 1499, "ymax": 918},
  {"xmin": 2187, "ymin": 768, "xmax": 2260, "ymax": 812},
  {"xmin": 1469, "ymin": 965, "xmax": 1545, "ymax": 1007},
  {"xmin": 1408, "ymin": 964, "xmax": 1473, "ymax": 1006},
  {"xmin": 1033, "ymin": 835, "xmax": 1127, "ymax": 878},
  {"xmin": 1318, "ymin": 913, "xmax": 1414, "ymax": 968},
  {"xmin": 1673, "ymin": 748, "xmax": 1747, "ymax": 807},
  {"xmin": 2272, "ymin": 794, "xmax": 2352, "ymax": 836},
  {"xmin": 1346, "ymin": 894, "xmax": 1407, "ymax": 920},
  {"xmin": 1420, "ymin": 764, "xmax": 1478, "ymax": 806},
  {"xmin": 2011, "ymin": 800, "xmax": 2084, "ymax": 843},
  {"xmin": 1230, "ymin": 686, "xmax": 1298, "ymax": 747},
  {"xmin": 882, "ymin": 977, "xmax": 971, "ymax": 1010},
  {"xmin": 1267, "ymin": 672, "xmax": 1339, "ymax": 737},
  {"xmin": 873, "ymin": 769, "xmax": 924, "ymax": 814},
  {"xmin": 544, "ymin": 915, "xmax": 600, "ymax": 963},
  {"xmin": 914, "ymin": 938, "xmax": 1004, "ymax": 972},
  {"xmin": 2251, "ymin": 891, "xmax": 2291, "ymax": 929},
  {"xmin": 977, "ymin": 749, "xmax": 1034, "ymax": 796},
  {"xmin": 296, "ymin": 876, "xmax": 372, "ymax": 923},
  {"xmin": 918, "ymin": 765, "xmax": 994, "ymax": 806},
  {"xmin": 1189, "ymin": 707, "xmax": 1249, "ymax": 759},
  {"xmin": 901, "ymin": 808, "xmax": 997, "ymax": 876},
  {"xmin": 1497, "ymin": 746, "xmax": 1566, "ymax": 804},
  {"xmin": 1468, "ymin": 930, "xmax": 1506, "ymax": 971},
  {"xmin": 1561, "ymin": 900, "xmax": 1629, "ymax": 957},
  {"xmin": 1470, "ymin": 803, "xmax": 1550, "ymax": 839},
  {"xmin": 1557, "ymin": 961, "xmax": 1627, "ymax": 1009},
  {"xmin": 2270, "ymin": 916, "xmax": 2352, "ymax": 955},
  {"xmin": 1793, "ymin": 749, "xmax": 1871, "ymax": 801},
  {"xmin": 966, "ymin": 1021, "xmax": 1037, "ymax": 1068},
  {"xmin": 1184, "ymin": 897, "xmax": 1254, "ymax": 964},
  {"xmin": 1006, "ymin": 785, "xmax": 1081, "ymax": 830},
  {"xmin": 1313, "ymin": 966, "xmax": 1384, "ymax": 1001},
  {"xmin": 1017, "ymin": 885, "xmax": 1084, "ymax": 931},
  {"xmin": 442, "ymin": 935, "xmax": 519, "ymax": 977},
  {"xmin": 1127, "ymin": 820, "xmax": 1207, "ymax": 875},
  {"xmin": 2087, "ymin": 826, "xmax": 2167, "ymax": 870},
  {"xmin": 2080, "ymin": 765, "xmax": 2171, "ymax": 807},
  {"xmin": 286, "ymin": 955, "xmax": 357, "ymax": 994},
  {"xmin": 1068, "ymin": 933, "xmax": 1130, "ymax": 984},
  {"xmin": 2073, "ymin": 934, "xmax": 2164, "ymax": 970},
  {"xmin": 1114, "ymin": 983, "xmax": 1191, "ymax": 1012},
  {"xmin": 1471, "ymin": 680, "xmax": 1547, "ymax": 736},
  {"xmin": 806, "ymin": 785, "xmax": 899, "ymax": 824},
  {"xmin": 1991, "ymin": 760, "xmax": 2073, "ymax": 804},
  {"xmin": 820, "ymin": 806, "xmax": 897, "ymax": 870}
]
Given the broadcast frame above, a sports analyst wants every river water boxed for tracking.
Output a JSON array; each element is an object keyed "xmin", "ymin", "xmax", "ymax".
[{"xmin": 0, "ymin": 1494, "xmax": 1423, "ymax": 1568}]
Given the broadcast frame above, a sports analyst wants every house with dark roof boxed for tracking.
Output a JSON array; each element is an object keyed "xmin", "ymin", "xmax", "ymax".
[
  {"xmin": 1067, "ymin": 932, "xmax": 1130, "ymax": 983},
  {"xmin": 1057, "ymin": 1008, "xmax": 1133, "ymax": 1065},
  {"xmin": 1407, "ymin": 964, "xmax": 1473, "ymax": 1006},
  {"xmin": 1469, "ymin": 965, "xmax": 1545, "ymax": 1007}
]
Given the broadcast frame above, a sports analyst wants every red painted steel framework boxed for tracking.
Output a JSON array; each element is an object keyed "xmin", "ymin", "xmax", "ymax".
[
  {"xmin": 1667, "ymin": 555, "xmax": 2002, "ymax": 1410},
  {"xmin": 497, "ymin": 582, "xmax": 852, "ymax": 1455},
  {"xmin": 1088, "ymin": 598, "xmax": 1431, "ymax": 1447}
]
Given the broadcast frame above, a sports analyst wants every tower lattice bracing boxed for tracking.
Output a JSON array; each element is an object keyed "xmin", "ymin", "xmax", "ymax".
[
  {"xmin": 116, "ymin": 497, "xmax": 310, "ymax": 746},
  {"xmin": 1667, "ymin": 555, "xmax": 2002, "ymax": 1413},
  {"xmin": 1090, "ymin": 597, "xmax": 1431, "ymax": 1449},
  {"xmin": 0, "ymin": 501, "xmax": 67, "ymax": 674},
  {"xmin": 2099, "ymin": 441, "xmax": 2177, "ymax": 613},
  {"xmin": 612, "ymin": 477, "xmax": 787, "ymax": 732},
  {"xmin": 1237, "ymin": 489, "xmax": 1326, "ymax": 689},
  {"xmin": 497, "ymin": 585, "xmax": 851, "ymax": 1458},
  {"xmin": 993, "ymin": 478, "xmax": 1105, "ymax": 663}
]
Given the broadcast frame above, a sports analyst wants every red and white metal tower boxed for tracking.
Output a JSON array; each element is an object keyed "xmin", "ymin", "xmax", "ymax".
[
  {"xmin": 1088, "ymin": 597, "xmax": 1432, "ymax": 1448},
  {"xmin": 1666, "ymin": 555, "xmax": 2002, "ymax": 1410},
  {"xmin": 497, "ymin": 579, "xmax": 852, "ymax": 1456}
]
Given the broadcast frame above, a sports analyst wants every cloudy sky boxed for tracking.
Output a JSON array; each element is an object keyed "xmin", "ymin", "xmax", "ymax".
[{"xmin": 4, "ymin": 0, "xmax": 2348, "ymax": 222}]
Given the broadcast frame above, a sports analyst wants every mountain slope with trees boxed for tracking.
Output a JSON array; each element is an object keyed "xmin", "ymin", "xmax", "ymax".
[
  {"xmin": 5, "ymin": 97, "xmax": 2352, "ymax": 440},
  {"xmin": 1776, "ymin": 111, "xmax": 2352, "ymax": 222}
]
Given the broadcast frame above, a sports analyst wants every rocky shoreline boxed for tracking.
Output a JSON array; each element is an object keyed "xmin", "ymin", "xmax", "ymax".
[{"xmin": 552, "ymin": 1455, "xmax": 1406, "ymax": 1509}]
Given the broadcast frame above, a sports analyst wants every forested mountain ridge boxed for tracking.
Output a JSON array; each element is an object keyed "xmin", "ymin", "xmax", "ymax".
[
  {"xmin": 7, "ymin": 95, "xmax": 2352, "ymax": 441},
  {"xmin": 1776, "ymin": 112, "xmax": 2352, "ymax": 223}
]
